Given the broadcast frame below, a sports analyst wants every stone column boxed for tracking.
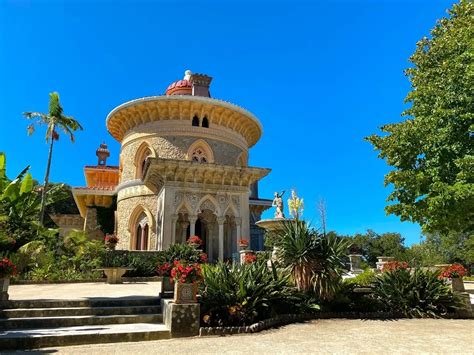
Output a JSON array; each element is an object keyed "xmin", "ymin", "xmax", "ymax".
[
  {"xmin": 189, "ymin": 215, "xmax": 198, "ymax": 238},
  {"xmin": 171, "ymin": 214, "xmax": 178, "ymax": 244},
  {"xmin": 180, "ymin": 221, "xmax": 189, "ymax": 244},
  {"xmin": 207, "ymin": 222, "xmax": 214, "ymax": 262},
  {"xmin": 217, "ymin": 217, "xmax": 226, "ymax": 261},
  {"xmin": 235, "ymin": 217, "xmax": 242, "ymax": 251}
]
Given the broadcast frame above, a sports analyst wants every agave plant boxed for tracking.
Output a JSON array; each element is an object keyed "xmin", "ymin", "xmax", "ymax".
[
  {"xmin": 274, "ymin": 219, "xmax": 350, "ymax": 301},
  {"xmin": 372, "ymin": 267, "xmax": 460, "ymax": 318},
  {"xmin": 199, "ymin": 260, "xmax": 317, "ymax": 326}
]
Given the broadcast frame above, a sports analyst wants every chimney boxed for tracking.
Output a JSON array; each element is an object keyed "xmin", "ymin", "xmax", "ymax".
[
  {"xmin": 190, "ymin": 73, "xmax": 212, "ymax": 97},
  {"xmin": 96, "ymin": 142, "xmax": 110, "ymax": 166}
]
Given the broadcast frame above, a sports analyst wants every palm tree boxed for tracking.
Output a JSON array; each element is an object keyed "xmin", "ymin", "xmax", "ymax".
[{"xmin": 23, "ymin": 92, "xmax": 83, "ymax": 225}]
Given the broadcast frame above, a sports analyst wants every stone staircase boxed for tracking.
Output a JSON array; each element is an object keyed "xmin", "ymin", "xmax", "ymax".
[{"xmin": 0, "ymin": 297, "xmax": 170, "ymax": 350}]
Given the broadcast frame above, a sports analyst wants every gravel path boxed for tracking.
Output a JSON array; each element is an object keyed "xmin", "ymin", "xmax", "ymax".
[{"xmin": 40, "ymin": 319, "xmax": 474, "ymax": 355}]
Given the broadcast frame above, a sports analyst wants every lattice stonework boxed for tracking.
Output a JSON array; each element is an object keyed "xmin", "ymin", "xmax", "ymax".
[{"xmin": 191, "ymin": 147, "xmax": 208, "ymax": 163}]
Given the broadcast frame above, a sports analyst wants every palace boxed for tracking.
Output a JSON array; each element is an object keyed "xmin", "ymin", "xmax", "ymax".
[{"xmin": 58, "ymin": 70, "xmax": 272, "ymax": 261}]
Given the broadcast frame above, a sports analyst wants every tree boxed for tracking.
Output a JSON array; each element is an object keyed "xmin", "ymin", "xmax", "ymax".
[
  {"xmin": 366, "ymin": 1, "xmax": 473, "ymax": 236},
  {"xmin": 0, "ymin": 153, "xmax": 67, "ymax": 251},
  {"xmin": 347, "ymin": 230, "xmax": 406, "ymax": 266},
  {"xmin": 24, "ymin": 92, "xmax": 83, "ymax": 225}
]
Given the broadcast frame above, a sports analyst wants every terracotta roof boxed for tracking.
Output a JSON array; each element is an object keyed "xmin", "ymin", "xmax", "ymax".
[
  {"xmin": 84, "ymin": 165, "xmax": 119, "ymax": 170},
  {"xmin": 74, "ymin": 186, "xmax": 116, "ymax": 191},
  {"xmin": 165, "ymin": 79, "xmax": 192, "ymax": 96}
]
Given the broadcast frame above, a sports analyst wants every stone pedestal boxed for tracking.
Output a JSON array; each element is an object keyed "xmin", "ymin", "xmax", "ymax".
[
  {"xmin": 451, "ymin": 277, "xmax": 465, "ymax": 292},
  {"xmin": 162, "ymin": 299, "xmax": 200, "ymax": 338}
]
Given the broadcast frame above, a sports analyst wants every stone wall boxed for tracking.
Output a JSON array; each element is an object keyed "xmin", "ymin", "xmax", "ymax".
[{"xmin": 116, "ymin": 194, "xmax": 158, "ymax": 250}]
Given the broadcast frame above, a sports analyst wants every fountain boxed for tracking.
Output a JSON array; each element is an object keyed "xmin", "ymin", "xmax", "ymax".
[{"xmin": 255, "ymin": 190, "xmax": 302, "ymax": 261}]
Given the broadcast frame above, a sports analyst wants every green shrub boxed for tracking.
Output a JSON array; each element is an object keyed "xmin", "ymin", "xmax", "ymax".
[
  {"xmin": 373, "ymin": 268, "xmax": 459, "ymax": 318},
  {"xmin": 329, "ymin": 282, "xmax": 384, "ymax": 313},
  {"xmin": 199, "ymin": 260, "xmax": 319, "ymax": 327},
  {"xmin": 161, "ymin": 243, "xmax": 204, "ymax": 264},
  {"xmin": 101, "ymin": 250, "xmax": 164, "ymax": 277},
  {"xmin": 344, "ymin": 269, "xmax": 376, "ymax": 287}
]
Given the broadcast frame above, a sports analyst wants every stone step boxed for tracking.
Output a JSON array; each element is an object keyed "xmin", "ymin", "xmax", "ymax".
[
  {"xmin": 0, "ymin": 313, "xmax": 163, "ymax": 330},
  {"xmin": 0, "ymin": 304, "xmax": 162, "ymax": 318},
  {"xmin": 0, "ymin": 322, "xmax": 170, "ymax": 350},
  {"xmin": 0, "ymin": 296, "xmax": 160, "ymax": 310}
]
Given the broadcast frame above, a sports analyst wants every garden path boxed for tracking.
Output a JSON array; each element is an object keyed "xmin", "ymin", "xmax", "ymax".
[
  {"xmin": 8, "ymin": 282, "xmax": 161, "ymax": 300},
  {"xmin": 36, "ymin": 318, "xmax": 474, "ymax": 354}
]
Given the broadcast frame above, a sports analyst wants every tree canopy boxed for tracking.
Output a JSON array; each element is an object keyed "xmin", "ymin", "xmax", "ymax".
[{"xmin": 366, "ymin": 0, "xmax": 473, "ymax": 236}]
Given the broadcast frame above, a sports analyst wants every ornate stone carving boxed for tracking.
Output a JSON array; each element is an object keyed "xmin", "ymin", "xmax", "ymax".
[
  {"xmin": 231, "ymin": 196, "xmax": 241, "ymax": 209},
  {"xmin": 199, "ymin": 199, "xmax": 216, "ymax": 213}
]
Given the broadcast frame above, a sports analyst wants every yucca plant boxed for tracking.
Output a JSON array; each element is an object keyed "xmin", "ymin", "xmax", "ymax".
[
  {"xmin": 373, "ymin": 268, "xmax": 460, "ymax": 318},
  {"xmin": 274, "ymin": 219, "xmax": 350, "ymax": 301}
]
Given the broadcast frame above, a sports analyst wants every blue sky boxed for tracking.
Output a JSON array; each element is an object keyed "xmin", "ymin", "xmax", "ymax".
[{"xmin": 0, "ymin": 0, "xmax": 455, "ymax": 245}]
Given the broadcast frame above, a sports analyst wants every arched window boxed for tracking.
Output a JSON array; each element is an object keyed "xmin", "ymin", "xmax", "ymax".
[
  {"xmin": 191, "ymin": 147, "xmax": 208, "ymax": 163},
  {"xmin": 202, "ymin": 116, "xmax": 209, "ymax": 128},
  {"xmin": 134, "ymin": 143, "xmax": 155, "ymax": 179},
  {"xmin": 192, "ymin": 115, "xmax": 200, "ymax": 127},
  {"xmin": 140, "ymin": 150, "xmax": 151, "ymax": 178},
  {"xmin": 142, "ymin": 224, "xmax": 149, "ymax": 250},
  {"xmin": 135, "ymin": 225, "xmax": 142, "ymax": 250},
  {"xmin": 187, "ymin": 139, "xmax": 214, "ymax": 164},
  {"xmin": 134, "ymin": 212, "xmax": 149, "ymax": 251}
]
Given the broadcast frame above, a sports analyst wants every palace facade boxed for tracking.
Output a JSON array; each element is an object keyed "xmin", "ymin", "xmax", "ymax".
[{"xmin": 64, "ymin": 70, "xmax": 271, "ymax": 261}]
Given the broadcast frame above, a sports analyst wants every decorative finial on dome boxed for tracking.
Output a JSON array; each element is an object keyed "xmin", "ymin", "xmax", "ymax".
[{"xmin": 184, "ymin": 70, "xmax": 192, "ymax": 80}]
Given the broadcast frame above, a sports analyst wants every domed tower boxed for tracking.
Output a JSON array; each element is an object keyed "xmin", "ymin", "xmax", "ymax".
[{"xmin": 106, "ymin": 70, "xmax": 271, "ymax": 260}]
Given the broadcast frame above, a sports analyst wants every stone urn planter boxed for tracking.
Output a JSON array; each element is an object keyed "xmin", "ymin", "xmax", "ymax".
[
  {"xmin": 451, "ymin": 277, "xmax": 465, "ymax": 292},
  {"xmin": 162, "ymin": 276, "xmax": 174, "ymax": 292},
  {"xmin": 105, "ymin": 242, "xmax": 117, "ymax": 251},
  {"xmin": 348, "ymin": 254, "xmax": 363, "ymax": 275},
  {"xmin": 174, "ymin": 282, "xmax": 198, "ymax": 304},
  {"xmin": 0, "ymin": 278, "xmax": 10, "ymax": 301},
  {"xmin": 96, "ymin": 267, "xmax": 132, "ymax": 284}
]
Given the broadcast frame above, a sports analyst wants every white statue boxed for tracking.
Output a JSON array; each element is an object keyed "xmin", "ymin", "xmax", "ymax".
[{"xmin": 272, "ymin": 191, "xmax": 286, "ymax": 218}]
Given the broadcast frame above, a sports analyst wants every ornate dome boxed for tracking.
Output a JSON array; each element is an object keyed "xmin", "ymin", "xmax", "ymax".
[{"xmin": 165, "ymin": 70, "xmax": 193, "ymax": 96}]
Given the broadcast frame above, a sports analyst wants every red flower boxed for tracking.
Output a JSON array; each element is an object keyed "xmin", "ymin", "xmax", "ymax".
[
  {"xmin": 381, "ymin": 261, "xmax": 409, "ymax": 272},
  {"xmin": 104, "ymin": 234, "xmax": 119, "ymax": 243},
  {"xmin": 238, "ymin": 239, "xmax": 249, "ymax": 247},
  {"xmin": 170, "ymin": 260, "xmax": 203, "ymax": 284},
  {"xmin": 156, "ymin": 262, "xmax": 172, "ymax": 276},
  {"xmin": 243, "ymin": 253, "xmax": 257, "ymax": 264},
  {"xmin": 187, "ymin": 236, "xmax": 202, "ymax": 246},
  {"xmin": 199, "ymin": 253, "xmax": 208, "ymax": 263},
  {"xmin": 439, "ymin": 264, "xmax": 467, "ymax": 279},
  {"xmin": 0, "ymin": 257, "xmax": 17, "ymax": 278}
]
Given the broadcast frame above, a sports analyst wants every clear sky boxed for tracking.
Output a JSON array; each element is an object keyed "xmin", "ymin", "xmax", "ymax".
[{"xmin": 0, "ymin": 0, "xmax": 455, "ymax": 245}]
